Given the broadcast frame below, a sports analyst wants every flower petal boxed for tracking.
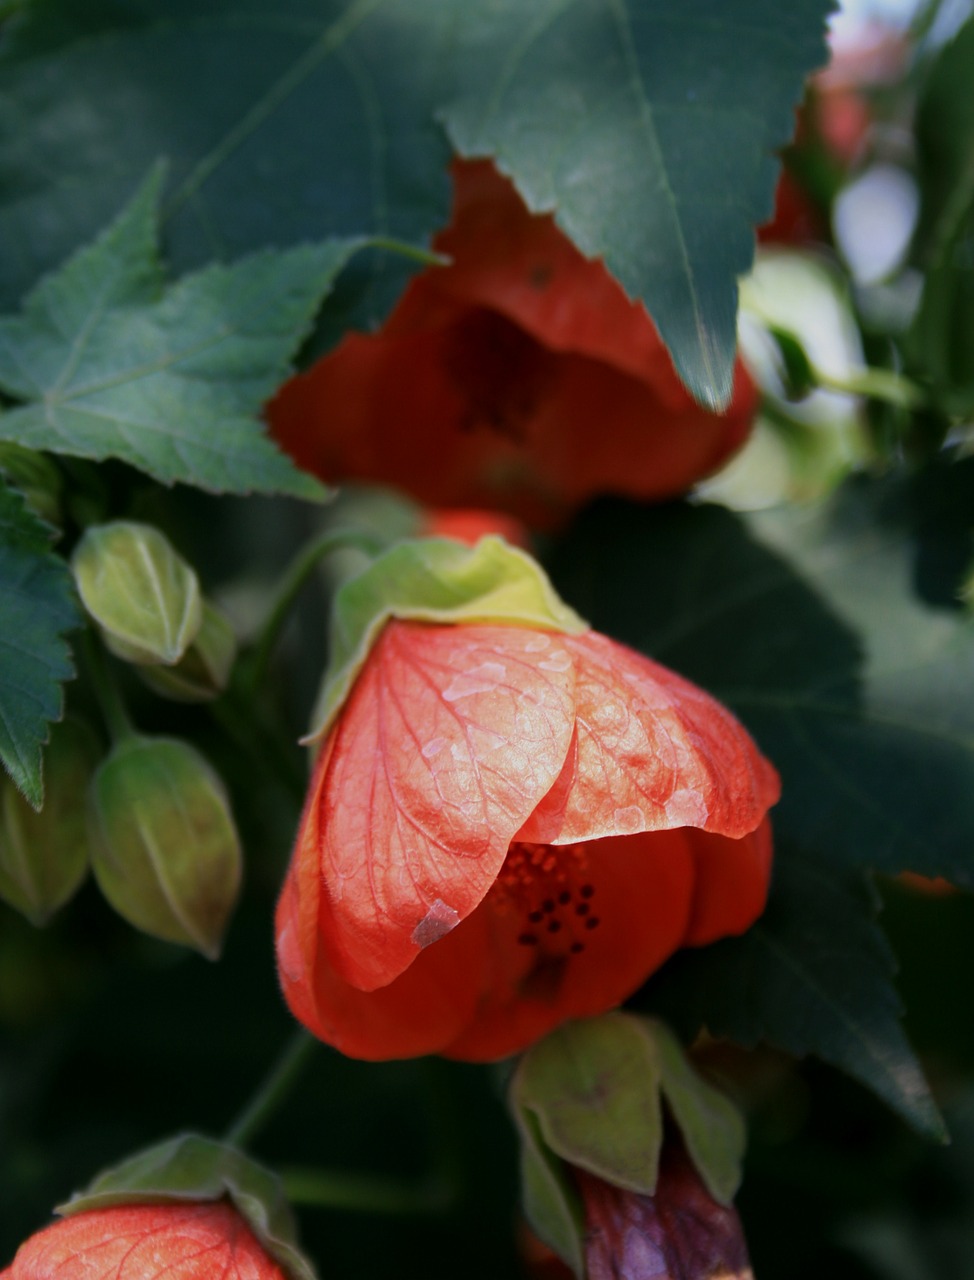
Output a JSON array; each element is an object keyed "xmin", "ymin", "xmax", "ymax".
[
  {"xmin": 278, "ymin": 826, "xmax": 696, "ymax": 1062},
  {"xmin": 681, "ymin": 818, "xmax": 775, "ymax": 946},
  {"xmin": 5, "ymin": 1204, "xmax": 285, "ymax": 1280},
  {"xmin": 441, "ymin": 829, "xmax": 696, "ymax": 1061},
  {"xmin": 518, "ymin": 633, "xmax": 780, "ymax": 845},
  {"xmin": 297, "ymin": 620, "xmax": 577, "ymax": 991},
  {"xmin": 276, "ymin": 855, "xmax": 487, "ymax": 1058}
]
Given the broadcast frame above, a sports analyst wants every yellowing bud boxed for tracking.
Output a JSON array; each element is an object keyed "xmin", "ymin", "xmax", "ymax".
[
  {"xmin": 88, "ymin": 736, "xmax": 241, "ymax": 959},
  {"xmin": 0, "ymin": 718, "xmax": 99, "ymax": 924},
  {"xmin": 137, "ymin": 602, "xmax": 237, "ymax": 703},
  {"xmin": 72, "ymin": 521, "xmax": 202, "ymax": 666}
]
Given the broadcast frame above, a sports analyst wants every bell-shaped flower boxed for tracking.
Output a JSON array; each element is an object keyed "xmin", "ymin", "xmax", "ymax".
[
  {"xmin": 275, "ymin": 540, "xmax": 779, "ymax": 1061},
  {"xmin": 1, "ymin": 1202, "xmax": 288, "ymax": 1280},
  {"xmin": 268, "ymin": 158, "xmax": 757, "ymax": 528}
]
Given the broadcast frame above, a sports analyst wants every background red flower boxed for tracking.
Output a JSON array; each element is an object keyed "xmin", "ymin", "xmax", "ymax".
[{"xmin": 268, "ymin": 159, "xmax": 757, "ymax": 527}]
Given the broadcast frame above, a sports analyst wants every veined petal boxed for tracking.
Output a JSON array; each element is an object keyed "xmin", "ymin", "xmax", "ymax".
[
  {"xmin": 4, "ymin": 1204, "xmax": 286, "ymax": 1280},
  {"xmin": 303, "ymin": 620, "xmax": 577, "ymax": 991},
  {"xmin": 518, "ymin": 633, "xmax": 780, "ymax": 845}
]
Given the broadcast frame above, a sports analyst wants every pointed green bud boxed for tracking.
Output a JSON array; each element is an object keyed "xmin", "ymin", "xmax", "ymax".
[
  {"xmin": 72, "ymin": 520, "xmax": 203, "ymax": 666},
  {"xmin": 137, "ymin": 602, "xmax": 237, "ymax": 703},
  {"xmin": 0, "ymin": 442, "xmax": 63, "ymax": 525},
  {"xmin": 88, "ymin": 736, "xmax": 241, "ymax": 958},
  {"xmin": 511, "ymin": 1015, "xmax": 745, "ymax": 1247},
  {"xmin": 58, "ymin": 1133, "xmax": 316, "ymax": 1280},
  {"xmin": 308, "ymin": 535, "xmax": 587, "ymax": 741},
  {"xmin": 0, "ymin": 718, "xmax": 99, "ymax": 924}
]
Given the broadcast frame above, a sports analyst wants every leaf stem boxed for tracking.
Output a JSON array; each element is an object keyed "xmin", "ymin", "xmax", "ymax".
[
  {"xmin": 81, "ymin": 631, "xmax": 135, "ymax": 744},
  {"xmin": 365, "ymin": 236, "xmax": 448, "ymax": 269},
  {"xmin": 812, "ymin": 364, "xmax": 927, "ymax": 411},
  {"xmin": 280, "ymin": 1167, "xmax": 454, "ymax": 1215},
  {"xmin": 224, "ymin": 1028, "xmax": 318, "ymax": 1149},
  {"xmin": 246, "ymin": 527, "xmax": 385, "ymax": 693}
]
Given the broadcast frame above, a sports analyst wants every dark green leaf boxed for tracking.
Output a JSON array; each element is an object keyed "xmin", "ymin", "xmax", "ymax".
[
  {"xmin": 0, "ymin": 479, "xmax": 79, "ymax": 809},
  {"xmin": 646, "ymin": 849, "xmax": 944, "ymax": 1138},
  {"xmin": 910, "ymin": 17, "xmax": 974, "ymax": 403},
  {"xmin": 0, "ymin": 169, "xmax": 354, "ymax": 497},
  {"xmin": 0, "ymin": 1, "xmax": 833, "ymax": 406}
]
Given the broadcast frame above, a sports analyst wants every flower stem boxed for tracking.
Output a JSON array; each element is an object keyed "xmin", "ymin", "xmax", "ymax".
[
  {"xmin": 280, "ymin": 1167, "xmax": 454, "ymax": 1215},
  {"xmin": 812, "ymin": 364, "xmax": 926, "ymax": 411},
  {"xmin": 223, "ymin": 1028, "xmax": 317, "ymax": 1149},
  {"xmin": 365, "ymin": 235, "xmax": 448, "ymax": 269},
  {"xmin": 81, "ymin": 631, "xmax": 135, "ymax": 744},
  {"xmin": 246, "ymin": 527, "xmax": 385, "ymax": 694}
]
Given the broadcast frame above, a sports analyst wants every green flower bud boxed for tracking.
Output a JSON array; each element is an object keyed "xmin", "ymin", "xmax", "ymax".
[
  {"xmin": 137, "ymin": 602, "xmax": 237, "ymax": 703},
  {"xmin": 88, "ymin": 736, "xmax": 241, "ymax": 958},
  {"xmin": 0, "ymin": 718, "xmax": 99, "ymax": 924},
  {"xmin": 72, "ymin": 521, "xmax": 202, "ymax": 666}
]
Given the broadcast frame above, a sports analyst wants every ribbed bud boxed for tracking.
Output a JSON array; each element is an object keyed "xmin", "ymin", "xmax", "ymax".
[
  {"xmin": 72, "ymin": 521, "xmax": 202, "ymax": 666},
  {"xmin": 0, "ymin": 718, "xmax": 99, "ymax": 924},
  {"xmin": 88, "ymin": 736, "xmax": 241, "ymax": 958}
]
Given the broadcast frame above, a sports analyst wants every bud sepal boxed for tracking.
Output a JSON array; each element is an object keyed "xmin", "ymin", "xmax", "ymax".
[
  {"xmin": 307, "ymin": 534, "xmax": 587, "ymax": 741},
  {"xmin": 58, "ymin": 1133, "xmax": 316, "ymax": 1280}
]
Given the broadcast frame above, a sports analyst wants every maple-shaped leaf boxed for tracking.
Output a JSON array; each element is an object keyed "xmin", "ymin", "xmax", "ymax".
[
  {"xmin": 0, "ymin": 479, "xmax": 80, "ymax": 809},
  {"xmin": 0, "ymin": 1, "xmax": 834, "ymax": 407},
  {"xmin": 0, "ymin": 167, "xmax": 356, "ymax": 497}
]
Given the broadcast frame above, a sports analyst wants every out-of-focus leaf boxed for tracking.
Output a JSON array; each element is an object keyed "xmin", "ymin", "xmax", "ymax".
[
  {"xmin": 0, "ymin": 1, "xmax": 833, "ymax": 407},
  {"xmin": 911, "ymin": 17, "xmax": 974, "ymax": 406},
  {"xmin": 0, "ymin": 479, "xmax": 79, "ymax": 809},
  {"xmin": 646, "ymin": 848, "xmax": 943, "ymax": 1138},
  {"xmin": 0, "ymin": 168, "xmax": 351, "ymax": 498}
]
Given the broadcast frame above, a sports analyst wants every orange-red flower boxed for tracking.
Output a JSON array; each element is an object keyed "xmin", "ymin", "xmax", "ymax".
[
  {"xmin": 2, "ymin": 1202, "xmax": 287, "ymax": 1280},
  {"xmin": 275, "ymin": 620, "xmax": 779, "ymax": 1061},
  {"xmin": 575, "ymin": 1143, "xmax": 753, "ymax": 1280},
  {"xmin": 268, "ymin": 159, "xmax": 757, "ymax": 527}
]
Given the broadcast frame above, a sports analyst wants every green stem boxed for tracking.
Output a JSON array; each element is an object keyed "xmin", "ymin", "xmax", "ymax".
[
  {"xmin": 246, "ymin": 527, "xmax": 385, "ymax": 694},
  {"xmin": 812, "ymin": 364, "xmax": 927, "ymax": 412},
  {"xmin": 224, "ymin": 1028, "xmax": 317, "ymax": 1149},
  {"xmin": 81, "ymin": 631, "xmax": 136, "ymax": 744},
  {"xmin": 365, "ymin": 235, "xmax": 448, "ymax": 269},
  {"xmin": 281, "ymin": 1167, "xmax": 453, "ymax": 1215}
]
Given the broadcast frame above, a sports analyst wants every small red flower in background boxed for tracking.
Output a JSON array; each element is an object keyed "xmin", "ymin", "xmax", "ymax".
[
  {"xmin": 1, "ymin": 1202, "xmax": 287, "ymax": 1280},
  {"xmin": 268, "ymin": 159, "xmax": 757, "ymax": 527},
  {"xmin": 576, "ymin": 1143, "xmax": 753, "ymax": 1280},
  {"xmin": 419, "ymin": 506, "xmax": 531, "ymax": 550},
  {"xmin": 275, "ymin": 620, "xmax": 779, "ymax": 1062}
]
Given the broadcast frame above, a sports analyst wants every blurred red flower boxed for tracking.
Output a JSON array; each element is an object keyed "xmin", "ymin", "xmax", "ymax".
[
  {"xmin": 1, "ymin": 1203, "xmax": 287, "ymax": 1280},
  {"xmin": 575, "ymin": 1143, "xmax": 753, "ymax": 1280},
  {"xmin": 268, "ymin": 159, "xmax": 757, "ymax": 527},
  {"xmin": 275, "ymin": 620, "xmax": 779, "ymax": 1061}
]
